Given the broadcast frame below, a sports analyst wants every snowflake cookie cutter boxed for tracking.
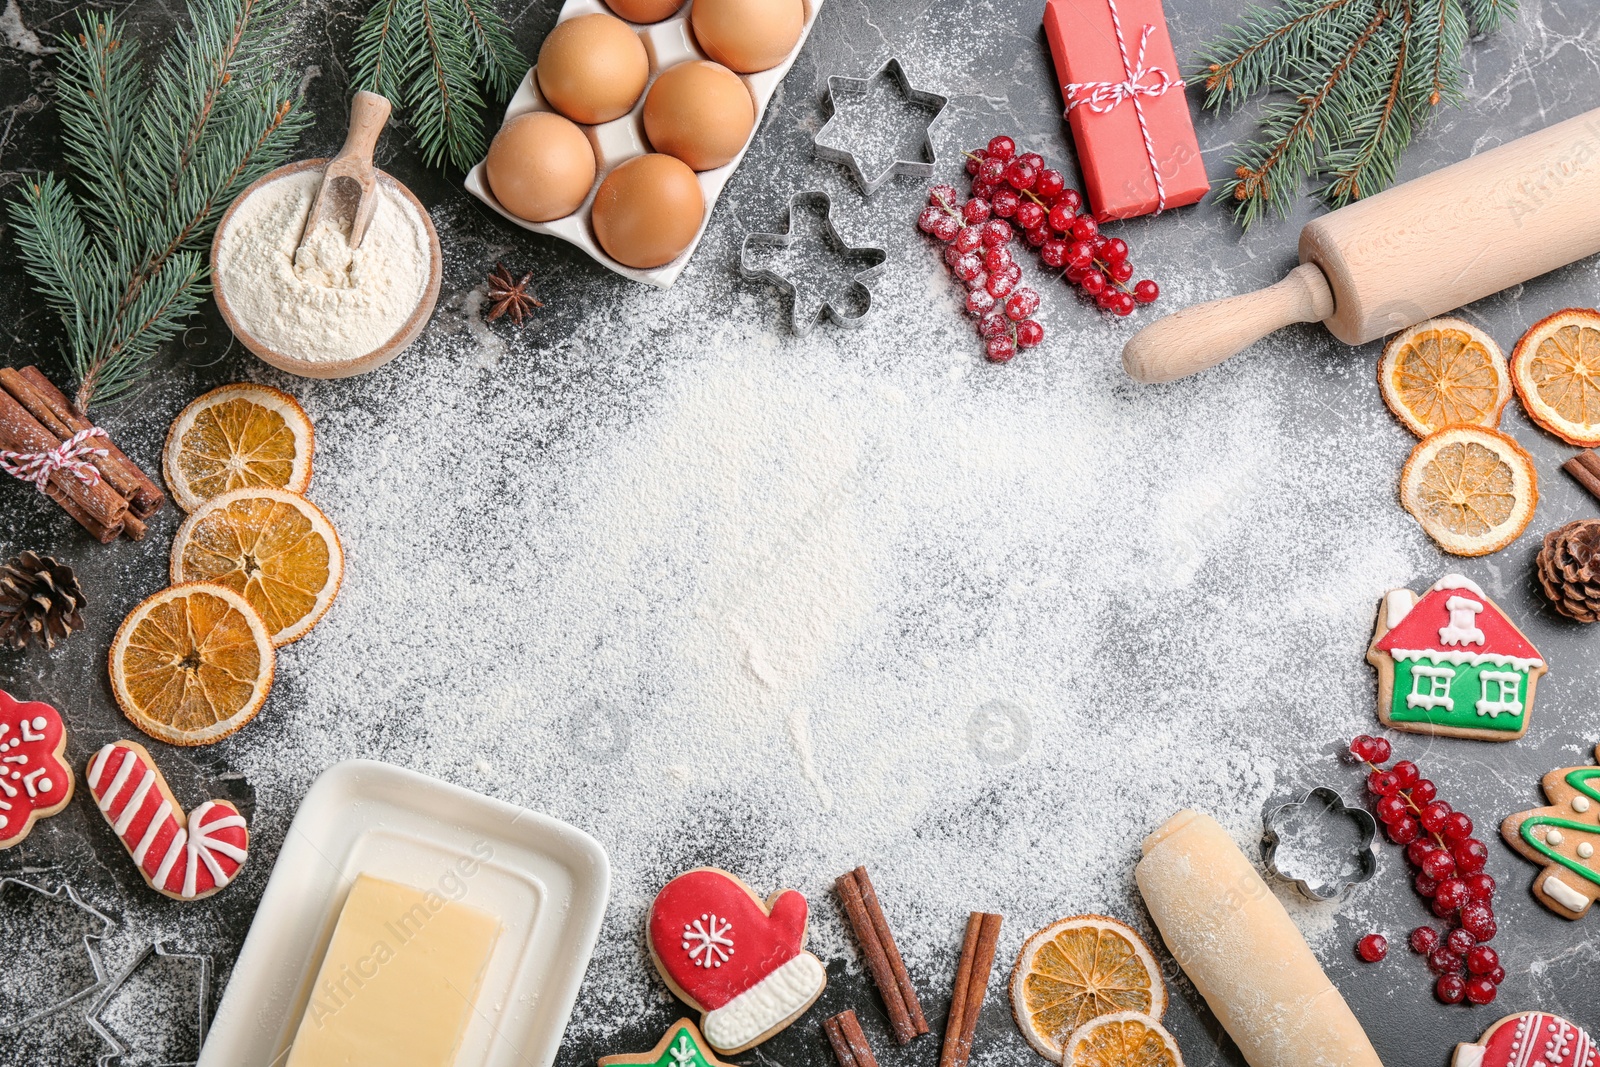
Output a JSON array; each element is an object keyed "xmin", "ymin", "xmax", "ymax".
[
  {"xmin": 0, "ymin": 875, "xmax": 116, "ymax": 1032},
  {"xmin": 1261, "ymin": 787, "xmax": 1379, "ymax": 902},
  {"xmin": 87, "ymin": 940, "xmax": 212, "ymax": 1066},
  {"xmin": 739, "ymin": 191, "xmax": 887, "ymax": 335},
  {"xmin": 813, "ymin": 59, "xmax": 948, "ymax": 196}
]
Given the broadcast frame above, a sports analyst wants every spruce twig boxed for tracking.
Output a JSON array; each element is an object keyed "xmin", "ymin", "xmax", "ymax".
[
  {"xmin": 1196, "ymin": 0, "xmax": 1515, "ymax": 226},
  {"xmin": 352, "ymin": 0, "xmax": 524, "ymax": 172},
  {"xmin": 6, "ymin": 1, "xmax": 311, "ymax": 413}
]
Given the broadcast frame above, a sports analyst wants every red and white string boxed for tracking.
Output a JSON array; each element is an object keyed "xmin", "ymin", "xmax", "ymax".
[
  {"xmin": 1063, "ymin": 6, "xmax": 1184, "ymax": 212},
  {"xmin": 0, "ymin": 426, "xmax": 109, "ymax": 492}
]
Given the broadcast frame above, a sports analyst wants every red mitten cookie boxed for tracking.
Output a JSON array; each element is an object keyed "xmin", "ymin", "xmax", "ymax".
[
  {"xmin": 86, "ymin": 741, "xmax": 249, "ymax": 901},
  {"xmin": 0, "ymin": 689, "xmax": 74, "ymax": 847},
  {"xmin": 647, "ymin": 867, "xmax": 826, "ymax": 1053},
  {"xmin": 1453, "ymin": 1011, "xmax": 1595, "ymax": 1067}
]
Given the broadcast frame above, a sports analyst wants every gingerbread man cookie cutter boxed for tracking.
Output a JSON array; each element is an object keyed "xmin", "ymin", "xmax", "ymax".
[
  {"xmin": 87, "ymin": 940, "xmax": 212, "ymax": 1065},
  {"xmin": 1261, "ymin": 787, "xmax": 1378, "ymax": 901},
  {"xmin": 739, "ymin": 191, "xmax": 887, "ymax": 335},
  {"xmin": 813, "ymin": 59, "xmax": 949, "ymax": 196},
  {"xmin": 0, "ymin": 876, "xmax": 115, "ymax": 1032}
]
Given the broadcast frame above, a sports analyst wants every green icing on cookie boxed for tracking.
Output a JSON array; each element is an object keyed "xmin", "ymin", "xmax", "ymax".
[
  {"xmin": 655, "ymin": 1027, "xmax": 713, "ymax": 1067},
  {"xmin": 1519, "ymin": 816, "xmax": 1600, "ymax": 888},
  {"xmin": 1387, "ymin": 658, "xmax": 1527, "ymax": 733},
  {"xmin": 1567, "ymin": 767, "xmax": 1600, "ymax": 805}
]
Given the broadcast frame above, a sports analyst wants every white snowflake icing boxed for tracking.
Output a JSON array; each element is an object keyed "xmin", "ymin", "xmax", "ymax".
[
  {"xmin": 681, "ymin": 913, "xmax": 733, "ymax": 968},
  {"xmin": 669, "ymin": 1032, "xmax": 699, "ymax": 1067}
]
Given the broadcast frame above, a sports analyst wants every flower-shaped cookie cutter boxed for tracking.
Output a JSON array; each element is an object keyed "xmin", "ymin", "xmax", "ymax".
[
  {"xmin": 0, "ymin": 876, "xmax": 115, "ymax": 1031},
  {"xmin": 88, "ymin": 940, "xmax": 212, "ymax": 1065},
  {"xmin": 814, "ymin": 59, "xmax": 948, "ymax": 196},
  {"xmin": 1261, "ymin": 787, "xmax": 1379, "ymax": 901},
  {"xmin": 739, "ymin": 191, "xmax": 887, "ymax": 335}
]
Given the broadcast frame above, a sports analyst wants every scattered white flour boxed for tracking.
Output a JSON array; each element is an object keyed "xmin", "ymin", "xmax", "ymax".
[{"xmin": 215, "ymin": 168, "xmax": 430, "ymax": 362}]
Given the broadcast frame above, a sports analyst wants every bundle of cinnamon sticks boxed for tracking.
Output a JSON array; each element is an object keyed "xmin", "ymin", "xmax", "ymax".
[{"xmin": 0, "ymin": 367, "xmax": 164, "ymax": 542}]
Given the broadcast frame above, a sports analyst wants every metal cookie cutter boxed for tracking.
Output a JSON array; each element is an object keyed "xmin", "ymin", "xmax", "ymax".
[
  {"xmin": 0, "ymin": 876, "xmax": 116, "ymax": 1031},
  {"xmin": 814, "ymin": 58, "xmax": 949, "ymax": 196},
  {"xmin": 740, "ymin": 191, "xmax": 887, "ymax": 335},
  {"xmin": 88, "ymin": 941, "xmax": 212, "ymax": 1066},
  {"xmin": 1261, "ymin": 787, "xmax": 1379, "ymax": 901}
]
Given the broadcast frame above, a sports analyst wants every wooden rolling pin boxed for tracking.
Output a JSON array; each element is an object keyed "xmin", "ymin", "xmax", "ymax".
[{"xmin": 1124, "ymin": 106, "xmax": 1600, "ymax": 383}]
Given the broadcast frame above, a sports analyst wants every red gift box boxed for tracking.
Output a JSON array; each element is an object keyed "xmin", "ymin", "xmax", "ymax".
[{"xmin": 1043, "ymin": 0, "xmax": 1208, "ymax": 221}]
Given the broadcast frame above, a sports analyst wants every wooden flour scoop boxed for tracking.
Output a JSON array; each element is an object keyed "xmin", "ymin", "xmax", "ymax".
[
  {"xmin": 1123, "ymin": 106, "xmax": 1600, "ymax": 383},
  {"xmin": 296, "ymin": 90, "xmax": 392, "ymax": 254}
]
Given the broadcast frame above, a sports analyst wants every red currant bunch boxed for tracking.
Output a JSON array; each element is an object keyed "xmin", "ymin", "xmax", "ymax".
[
  {"xmin": 1348, "ymin": 736, "xmax": 1502, "ymax": 1006},
  {"xmin": 918, "ymin": 183, "xmax": 1045, "ymax": 363},
  {"xmin": 964, "ymin": 136, "xmax": 1158, "ymax": 316}
]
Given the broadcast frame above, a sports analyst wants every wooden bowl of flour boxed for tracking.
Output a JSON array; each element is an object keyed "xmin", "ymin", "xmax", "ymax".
[{"xmin": 212, "ymin": 158, "xmax": 442, "ymax": 380}]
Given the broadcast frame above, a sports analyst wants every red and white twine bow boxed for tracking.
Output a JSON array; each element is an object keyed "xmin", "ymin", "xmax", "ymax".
[
  {"xmin": 1063, "ymin": 9, "xmax": 1184, "ymax": 212},
  {"xmin": 0, "ymin": 427, "xmax": 109, "ymax": 492}
]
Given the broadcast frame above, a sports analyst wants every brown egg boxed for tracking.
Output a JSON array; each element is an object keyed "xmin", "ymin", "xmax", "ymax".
[
  {"xmin": 643, "ymin": 61, "xmax": 756, "ymax": 171},
  {"xmin": 591, "ymin": 154, "xmax": 705, "ymax": 269},
  {"xmin": 602, "ymin": 0, "xmax": 685, "ymax": 22},
  {"xmin": 689, "ymin": 0, "xmax": 804, "ymax": 74},
  {"xmin": 536, "ymin": 14, "xmax": 649, "ymax": 124},
  {"xmin": 485, "ymin": 112, "xmax": 596, "ymax": 222}
]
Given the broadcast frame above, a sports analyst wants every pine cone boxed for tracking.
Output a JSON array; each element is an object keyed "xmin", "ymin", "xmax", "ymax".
[
  {"xmin": 0, "ymin": 553, "xmax": 86, "ymax": 650},
  {"xmin": 1536, "ymin": 520, "xmax": 1600, "ymax": 623}
]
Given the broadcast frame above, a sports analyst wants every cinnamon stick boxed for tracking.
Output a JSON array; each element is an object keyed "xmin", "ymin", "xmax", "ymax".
[
  {"xmin": 938, "ymin": 912, "xmax": 1001, "ymax": 1067},
  {"xmin": 16, "ymin": 366, "xmax": 165, "ymax": 517},
  {"xmin": 0, "ymin": 387, "xmax": 130, "ymax": 539},
  {"xmin": 40, "ymin": 479, "xmax": 119, "ymax": 543},
  {"xmin": 825, "ymin": 1011, "xmax": 879, "ymax": 1067},
  {"xmin": 1565, "ymin": 450, "xmax": 1600, "ymax": 504},
  {"xmin": 836, "ymin": 867, "xmax": 927, "ymax": 1043}
]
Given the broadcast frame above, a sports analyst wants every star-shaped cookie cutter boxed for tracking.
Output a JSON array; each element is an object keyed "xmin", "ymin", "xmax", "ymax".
[
  {"xmin": 814, "ymin": 59, "xmax": 948, "ymax": 196},
  {"xmin": 1261, "ymin": 787, "xmax": 1379, "ymax": 901},
  {"xmin": 739, "ymin": 191, "xmax": 887, "ymax": 335},
  {"xmin": 0, "ymin": 876, "xmax": 116, "ymax": 1032},
  {"xmin": 87, "ymin": 940, "xmax": 212, "ymax": 1066}
]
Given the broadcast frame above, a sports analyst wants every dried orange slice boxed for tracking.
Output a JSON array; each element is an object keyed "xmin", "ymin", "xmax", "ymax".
[
  {"xmin": 1511, "ymin": 308, "xmax": 1600, "ymax": 446},
  {"xmin": 170, "ymin": 487, "xmax": 343, "ymax": 647},
  {"xmin": 164, "ymin": 384, "xmax": 314, "ymax": 512},
  {"xmin": 1010, "ymin": 915, "xmax": 1165, "ymax": 1061},
  {"xmin": 1378, "ymin": 317, "xmax": 1510, "ymax": 437},
  {"xmin": 1400, "ymin": 425, "xmax": 1537, "ymax": 557},
  {"xmin": 1063, "ymin": 1012, "xmax": 1183, "ymax": 1067},
  {"xmin": 110, "ymin": 583, "xmax": 275, "ymax": 746}
]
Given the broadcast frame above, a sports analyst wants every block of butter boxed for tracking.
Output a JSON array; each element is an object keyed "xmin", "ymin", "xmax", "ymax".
[{"xmin": 286, "ymin": 873, "xmax": 500, "ymax": 1067}]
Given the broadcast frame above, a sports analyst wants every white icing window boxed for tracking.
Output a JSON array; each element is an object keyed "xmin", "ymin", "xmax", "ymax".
[
  {"xmin": 1438, "ymin": 596, "xmax": 1486, "ymax": 646},
  {"xmin": 1475, "ymin": 671, "xmax": 1523, "ymax": 718},
  {"xmin": 1406, "ymin": 665, "xmax": 1455, "ymax": 711}
]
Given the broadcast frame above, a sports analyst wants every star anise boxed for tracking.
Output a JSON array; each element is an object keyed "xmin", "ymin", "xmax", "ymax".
[{"xmin": 485, "ymin": 263, "xmax": 542, "ymax": 325}]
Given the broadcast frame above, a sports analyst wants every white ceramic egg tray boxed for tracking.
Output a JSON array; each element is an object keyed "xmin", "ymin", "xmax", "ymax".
[{"xmin": 465, "ymin": 0, "xmax": 823, "ymax": 288}]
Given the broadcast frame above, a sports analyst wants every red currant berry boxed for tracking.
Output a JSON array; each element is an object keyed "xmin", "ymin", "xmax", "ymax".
[
  {"xmin": 1465, "ymin": 945, "xmax": 1499, "ymax": 974},
  {"xmin": 1463, "ymin": 873, "xmax": 1495, "ymax": 901},
  {"xmin": 980, "ymin": 158, "xmax": 1006, "ymax": 183},
  {"xmin": 1446, "ymin": 926, "xmax": 1476, "ymax": 955},
  {"xmin": 1459, "ymin": 903, "xmax": 1497, "ymax": 942},
  {"xmin": 1112, "ymin": 291, "xmax": 1135, "ymax": 316},
  {"xmin": 928, "ymin": 183, "xmax": 960, "ymax": 208},
  {"xmin": 1015, "ymin": 320, "xmax": 1044, "ymax": 347},
  {"xmin": 1070, "ymin": 216, "xmax": 1099, "ymax": 241},
  {"xmin": 1108, "ymin": 259, "xmax": 1134, "ymax": 284},
  {"xmin": 953, "ymin": 227, "xmax": 982, "ymax": 254},
  {"xmin": 1415, "ymin": 872, "xmax": 1439, "ymax": 897},
  {"xmin": 1420, "ymin": 801, "xmax": 1453, "ymax": 834},
  {"xmin": 1441, "ymin": 812, "xmax": 1474, "ymax": 842},
  {"xmin": 1367, "ymin": 737, "xmax": 1392, "ymax": 763},
  {"xmin": 1133, "ymin": 279, "xmax": 1159, "ymax": 304},
  {"xmin": 1409, "ymin": 927, "xmax": 1439, "ymax": 955},
  {"xmin": 1349, "ymin": 735, "xmax": 1378, "ymax": 761},
  {"xmin": 1018, "ymin": 151, "xmax": 1045, "ymax": 172},
  {"xmin": 983, "ymin": 246, "xmax": 1013, "ymax": 273},
  {"xmin": 1406, "ymin": 840, "xmax": 1438, "ymax": 867},
  {"xmin": 917, "ymin": 207, "xmax": 941, "ymax": 233},
  {"xmin": 931, "ymin": 215, "xmax": 961, "ymax": 241},
  {"xmin": 981, "ymin": 220, "xmax": 1013, "ymax": 247},
  {"xmin": 985, "ymin": 335, "xmax": 1016, "ymax": 363},
  {"xmin": 985, "ymin": 136, "xmax": 1016, "ymax": 161},
  {"xmin": 1433, "ymin": 897, "xmax": 1462, "ymax": 919},
  {"xmin": 1411, "ymin": 779, "xmax": 1438, "ymax": 805},
  {"xmin": 971, "ymin": 179, "xmax": 999, "ymax": 200},
  {"xmin": 1079, "ymin": 271, "xmax": 1106, "ymax": 296},
  {"xmin": 1014, "ymin": 201, "xmax": 1045, "ymax": 231},
  {"xmin": 1464, "ymin": 976, "xmax": 1497, "ymax": 1005},
  {"xmin": 1436, "ymin": 974, "xmax": 1467, "ymax": 1004},
  {"xmin": 986, "ymin": 270, "xmax": 1017, "ymax": 299},
  {"xmin": 1428, "ymin": 947, "xmax": 1459, "ymax": 974},
  {"xmin": 1391, "ymin": 760, "xmax": 1419, "ymax": 788},
  {"xmin": 962, "ymin": 199, "xmax": 991, "ymax": 225},
  {"xmin": 1005, "ymin": 288, "xmax": 1040, "ymax": 321},
  {"xmin": 978, "ymin": 310, "xmax": 1010, "ymax": 339},
  {"xmin": 991, "ymin": 188, "xmax": 1020, "ymax": 218},
  {"xmin": 1386, "ymin": 816, "xmax": 1421, "ymax": 845},
  {"xmin": 1066, "ymin": 241, "xmax": 1095, "ymax": 270},
  {"xmin": 965, "ymin": 271, "xmax": 987, "ymax": 293},
  {"xmin": 1375, "ymin": 794, "xmax": 1409, "ymax": 824},
  {"xmin": 1368, "ymin": 770, "xmax": 1401, "ymax": 797},
  {"xmin": 1047, "ymin": 203, "xmax": 1077, "ymax": 233},
  {"xmin": 1056, "ymin": 189, "xmax": 1083, "ymax": 213},
  {"xmin": 1101, "ymin": 238, "xmax": 1129, "ymax": 263},
  {"xmin": 943, "ymin": 244, "xmax": 965, "ymax": 267},
  {"xmin": 1423, "ymin": 851, "xmax": 1457, "ymax": 881},
  {"xmin": 1024, "ymin": 226, "xmax": 1048, "ymax": 248},
  {"xmin": 965, "ymin": 152, "xmax": 984, "ymax": 175},
  {"xmin": 954, "ymin": 255, "xmax": 984, "ymax": 282},
  {"xmin": 1003, "ymin": 161, "xmax": 1037, "ymax": 191},
  {"xmin": 965, "ymin": 288, "xmax": 995, "ymax": 315},
  {"xmin": 1035, "ymin": 169, "xmax": 1066, "ymax": 201},
  {"xmin": 1356, "ymin": 934, "xmax": 1387, "ymax": 962},
  {"xmin": 1094, "ymin": 288, "xmax": 1117, "ymax": 310},
  {"xmin": 1040, "ymin": 240, "xmax": 1068, "ymax": 268},
  {"xmin": 1063, "ymin": 265, "xmax": 1089, "ymax": 284},
  {"xmin": 1453, "ymin": 839, "xmax": 1489, "ymax": 874},
  {"xmin": 1486, "ymin": 965, "xmax": 1506, "ymax": 985},
  {"xmin": 1434, "ymin": 879, "xmax": 1468, "ymax": 912}
]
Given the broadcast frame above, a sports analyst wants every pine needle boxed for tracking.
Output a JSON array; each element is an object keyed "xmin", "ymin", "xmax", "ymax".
[
  {"xmin": 352, "ymin": 0, "xmax": 525, "ymax": 172},
  {"xmin": 1196, "ymin": 0, "xmax": 1515, "ymax": 225},
  {"xmin": 6, "ymin": 0, "xmax": 311, "ymax": 412}
]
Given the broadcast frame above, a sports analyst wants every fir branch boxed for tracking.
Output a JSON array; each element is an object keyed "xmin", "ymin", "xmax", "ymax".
[
  {"xmin": 1198, "ymin": 0, "xmax": 1515, "ymax": 225},
  {"xmin": 352, "ymin": 0, "xmax": 525, "ymax": 172}
]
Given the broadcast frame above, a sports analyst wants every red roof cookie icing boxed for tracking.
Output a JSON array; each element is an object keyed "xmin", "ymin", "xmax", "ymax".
[
  {"xmin": 647, "ymin": 868, "xmax": 825, "ymax": 1053},
  {"xmin": 1376, "ymin": 575, "xmax": 1542, "ymax": 663},
  {"xmin": 1455, "ymin": 1012, "xmax": 1596, "ymax": 1067},
  {"xmin": 0, "ymin": 689, "xmax": 74, "ymax": 847}
]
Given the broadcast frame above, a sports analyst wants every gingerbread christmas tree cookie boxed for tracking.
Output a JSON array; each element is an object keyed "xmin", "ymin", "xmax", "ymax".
[
  {"xmin": 600, "ymin": 1020, "xmax": 730, "ymax": 1067},
  {"xmin": 1366, "ymin": 574, "xmax": 1546, "ymax": 742},
  {"xmin": 1502, "ymin": 744, "xmax": 1600, "ymax": 920}
]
